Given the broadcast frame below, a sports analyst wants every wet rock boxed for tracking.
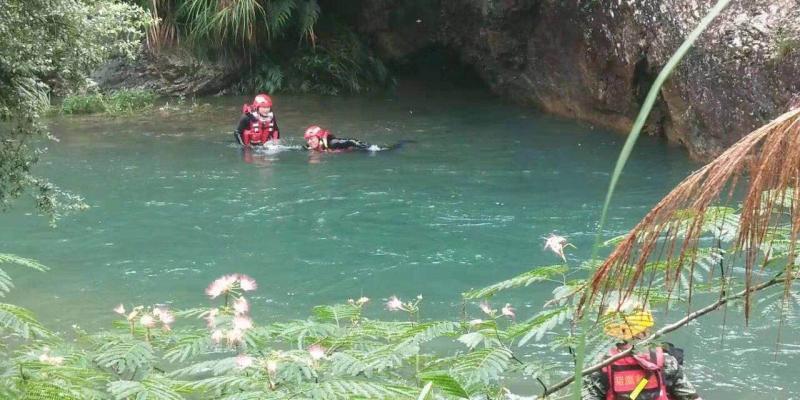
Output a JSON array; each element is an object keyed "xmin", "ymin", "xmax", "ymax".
[
  {"xmin": 361, "ymin": 0, "xmax": 800, "ymax": 160},
  {"xmin": 357, "ymin": 0, "xmax": 441, "ymax": 61},
  {"xmin": 93, "ymin": 50, "xmax": 239, "ymax": 96}
]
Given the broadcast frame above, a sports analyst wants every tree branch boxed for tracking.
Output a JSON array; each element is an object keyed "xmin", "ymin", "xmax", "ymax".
[{"xmin": 542, "ymin": 272, "xmax": 788, "ymax": 397}]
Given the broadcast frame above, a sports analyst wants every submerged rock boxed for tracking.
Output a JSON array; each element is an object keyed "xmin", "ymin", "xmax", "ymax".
[{"xmin": 360, "ymin": 0, "xmax": 800, "ymax": 160}]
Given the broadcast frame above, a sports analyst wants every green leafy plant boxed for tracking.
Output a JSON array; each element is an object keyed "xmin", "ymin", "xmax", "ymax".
[
  {"xmin": 232, "ymin": 23, "xmax": 393, "ymax": 95},
  {"xmin": 60, "ymin": 90, "xmax": 157, "ymax": 115},
  {"xmin": 234, "ymin": 58, "xmax": 285, "ymax": 93},
  {"xmin": 0, "ymin": 0, "xmax": 149, "ymax": 222},
  {"xmin": 0, "ymin": 254, "xmax": 51, "ymax": 339},
  {"xmin": 59, "ymin": 93, "xmax": 107, "ymax": 115},
  {"xmin": 177, "ymin": 0, "xmax": 319, "ymax": 54},
  {"xmin": 287, "ymin": 26, "xmax": 391, "ymax": 95},
  {"xmin": 771, "ymin": 27, "xmax": 800, "ymax": 64}
]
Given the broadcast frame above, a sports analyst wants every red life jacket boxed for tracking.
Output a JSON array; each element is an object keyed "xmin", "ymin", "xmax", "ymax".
[
  {"xmin": 241, "ymin": 104, "xmax": 278, "ymax": 145},
  {"xmin": 603, "ymin": 346, "xmax": 670, "ymax": 400}
]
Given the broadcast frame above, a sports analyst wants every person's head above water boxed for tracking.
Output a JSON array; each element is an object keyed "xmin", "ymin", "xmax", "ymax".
[
  {"xmin": 304, "ymin": 125, "xmax": 329, "ymax": 150},
  {"xmin": 251, "ymin": 94, "xmax": 272, "ymax": 116},
  {"xmin": 602, "ymin": 297, "xmax": 654, "ymax": 341}
]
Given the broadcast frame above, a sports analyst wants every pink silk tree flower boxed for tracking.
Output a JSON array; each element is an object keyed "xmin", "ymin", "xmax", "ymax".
[
  {"xmin": 544, "ymin": 234, "xmax": 569, "ymax": 262},
  {"xmin": 233, "ymin": 297, "xmax": 249, "ymax": 315},
  {"xmin": 113, "ymin": 304, "xmax": 126, "ymax": 315},
  {"xmin": 479, "ymin": 300, "xmax": 494, "ymax": 316},
  {"xmin": 308, "ymin": 344, "xmax": 326, "ymax": 361},
  {"xmin": 385, "ymin": 296, "xmax": 403, "ymax": 311},
  {"xmin": 501, "ymin": 303, "xmax": 516, "ymax": 319},
  {"xmin": 233, "ymin": 315, "xmax": 253, "ymax": 331},
  {"xmin": 238, "ymin": 275, "xmax": 258, "ymax": 291},
  {"xmin": 140, "ymin": 314, "xmax": 157, "ymax": 328},
  {"xmin": 235, "ymin": 354, "xmax": 254, "ymax": 369}
]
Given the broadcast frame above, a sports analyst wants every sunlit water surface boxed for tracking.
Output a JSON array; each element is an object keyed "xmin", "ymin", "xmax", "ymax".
[{"xmin": 2, "ymin": 87, "xmax": 797, "ymax": 398}]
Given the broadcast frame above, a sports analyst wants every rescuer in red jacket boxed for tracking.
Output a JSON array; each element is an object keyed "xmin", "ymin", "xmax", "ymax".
[{"xmin": 233, "ymin": 94, "xmax": 280, "ymax": 146}]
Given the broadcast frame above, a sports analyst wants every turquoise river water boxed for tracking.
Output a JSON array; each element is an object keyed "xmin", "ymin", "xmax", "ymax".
[{"xmin": 2, "ymin": 87, "xmax": 797, "ymax": 398}]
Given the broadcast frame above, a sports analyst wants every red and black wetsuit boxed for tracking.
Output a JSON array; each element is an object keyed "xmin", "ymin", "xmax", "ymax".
[{"xmin": 234, "ymin": 111, "xmax": 280, "ymax": 146}]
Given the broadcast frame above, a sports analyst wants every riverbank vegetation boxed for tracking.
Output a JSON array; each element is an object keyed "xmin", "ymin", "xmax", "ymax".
[
  {"xmin": 0, "ymin": 0, "xmax": 149, "ymax": 222},
  {"xmin": 60, "ymin": 90, "xmax": 157, "ymax": 115},
  {"xmin": 133, "ymin": 0, "xmax": 392, "ymax": 95}
]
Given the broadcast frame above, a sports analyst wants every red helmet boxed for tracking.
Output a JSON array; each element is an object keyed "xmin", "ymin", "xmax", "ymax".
[
  {"xmin": 252, "ymin": 94, "xmax": 273, "ymax": 108},
  {"xmin": 304, "ymin": 125, "xmax": 328, "ymax": 140}
]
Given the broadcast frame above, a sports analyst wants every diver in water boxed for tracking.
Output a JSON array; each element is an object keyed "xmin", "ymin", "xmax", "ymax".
[
  {"xmin": 303, "ymin": 125, "xmax": 372, "ymax": 151},
  {"xmin": 233, "ymin": 94, "xmax": 280, "ymax": 146}
]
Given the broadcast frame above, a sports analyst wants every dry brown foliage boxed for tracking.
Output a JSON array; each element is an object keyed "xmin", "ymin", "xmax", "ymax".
[
  {"xmin": 579, "ymin": 108, "xmax": 800, "ymax": 321},
  {"xmin": 145, "ymin": 0, "xmax": 179, "ymax": 53}
]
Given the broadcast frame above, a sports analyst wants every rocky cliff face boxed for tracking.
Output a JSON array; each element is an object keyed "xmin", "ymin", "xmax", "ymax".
[
  {"xmin": 360, "ymin": 0, "xmax": 800, "ymax": 160},
  {"xmin": 93, "ymin": 50, "xmax": 239, "ymax": 96}
]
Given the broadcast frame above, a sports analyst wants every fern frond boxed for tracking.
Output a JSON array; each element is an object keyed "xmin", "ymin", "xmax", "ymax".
[
  {"xmin": 0, "ymin": 253, "xmax": 49, "ymax": 271},
  {"xmin": 180, "ymin": 373, "xmax": 260, "ymax": 393},
  {"xmin": 512, "ymin": 359, "xmax": 555, "ymax": 383},
  {"xmin": 16, "ymin": 361, "xmax": 109, "ymax": 391},
  {"xmin": 450, "ymin": 347, "xmax": 512, "ymax": 385},
  {"xmin": 328, "ymin": 352, "xmax": 371, "ymax": 377},
  {"xmin": 107, "ymin": 376, "xmax": 186, "ymax": 400},
  {"xmin": 418, "ymin": 372, "xmax": 470, "ymax": 399},
  {"xmin": 179, "ymin": 0, "xmax": 217, "ymax": 44},
  {"xmin": 164, "ymin": 330, "xmax": 212, "ymax": 362},
  {"xmin": 326, "ymin": 321, "xmax": 461, "ymax": 375},
  {"xmin": 330, "ymin": 321, "xmax": 440, "ymax": 374},
  {"xmin": 463, "ymin": 265, "xmax": 568, "ymax": 299},
  {"xmin": 358, "ymin": 320, "xmax": 413, "ymax": 339},
  {"xmin": 295, "ymin": 0, "xmax": 319, "ymax": 42},
  {"xmin": 0, "ymin": 303, "xmax": 51, "ymax": 339},
  {"xmin": 396, "ymin": 321, "xmax": 460, "ymax": 344},
  {"xmin": 218, "ymin": 392, "xmax": 271, "ymax": 400},
  {"xmin": 0, "ymin": 268, "xmax": 12, "ymax": 297},
  {"xmin": 174, "ymin": 307, "xmax": 212, "ymax": 318},
  {"xmin": 93, "ymin": 338, "xmax": 154, "ymax": 377},
  {"xmin": 457, "ymin": 330, "xmax": 501, "ymax": 350},
  {"xmin": 265, "ymin": 0, "xmax": 296, "ymax": 39},
  {"xmin": 16, "ymin": 380, "xmax": 83, "ymax": 400},
  {"xmin": 313, "ymin": 303, "xmax": 361, "ymax": 324},
  {"xmin": 273, "ymin": 320, "xmax": 339, "ymax": 349},
  {"xmin": 290, "ymin": 379, "xmax": 416, "ymax": 399},
  {"xmin": 241, "ymin": 325, "xmax": 273, "ymax": 350},
  {"xmin": 328, "ymin": 341, "xmax": 415, "ymax": 376},
  {"xmin": 9, "ymin": 356, "xmax": 108, "ymax": 399},
  {"xmin": 168, "ymin": 356, "xmax": 238, "ymax": 378},
  {"xmin": 0, "ymin": 254, "xmax": 48, "ymax": 297},
  {"xmin": 508, "ymin": 305, "xmax": 572, "ymax": 346},
  {"xmin": 212, "ymin": 0, "xmax": 266, "ymax": 46},
  {"xmin": 700, "ymin": 206, "xmax": 740, "ymax": 241}
]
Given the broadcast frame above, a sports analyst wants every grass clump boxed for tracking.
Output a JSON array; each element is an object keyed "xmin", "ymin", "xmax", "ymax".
[
  {"xmin": 60, "ymin": 90, "xmax": 157, "ymax": 115},
  {"xmin": 59, "ymin": 93, "xmax": 106, "ymax": 114}
]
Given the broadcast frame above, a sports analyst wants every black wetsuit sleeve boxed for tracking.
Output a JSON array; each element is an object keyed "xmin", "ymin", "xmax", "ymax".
[
  {"xmin": 328, "ymin": 138, "xmax": 369, "ymax": 150},
  {"xmin": 272, "ymin": 114, "xmax": 280, "ymax": 139},
  {"xmin": 235, "ymin": 114, "xmax": 251, "ymax": 135},
  {"xmin": 233, "ymin": 114, "xmax": 251, "ymax": 145}
]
